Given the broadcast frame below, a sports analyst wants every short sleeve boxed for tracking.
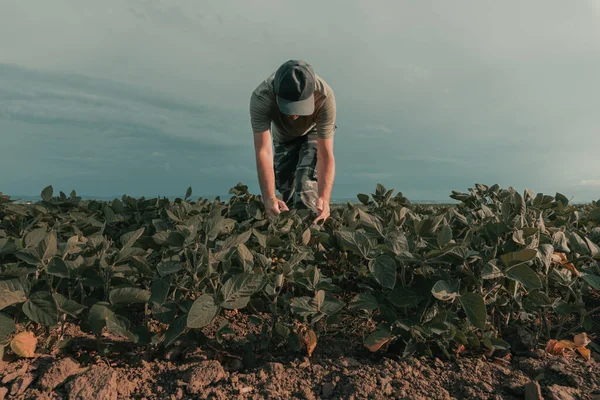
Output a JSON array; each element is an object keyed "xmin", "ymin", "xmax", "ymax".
[
  {"xmin": 249, "ymin": 92, "xmax": 272, "ymax": 133},
  {"xmin": 315, "ymin": 90, "xmax": 336, "ymax": 139}
]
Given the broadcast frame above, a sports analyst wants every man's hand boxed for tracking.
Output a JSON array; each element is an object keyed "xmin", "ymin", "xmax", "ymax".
[
  {"xmin": 264, "ymin": 197, "xmax": 289, "ymax": 217},
  {"xmin": 313, "ymin": 197, "xmax": 330, "ymax": 224}
]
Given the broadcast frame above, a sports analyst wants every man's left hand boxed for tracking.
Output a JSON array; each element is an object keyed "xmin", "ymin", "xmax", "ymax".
[{"xmin": 314, "ymin": 197, "xmax": 330, "ymax": 224}]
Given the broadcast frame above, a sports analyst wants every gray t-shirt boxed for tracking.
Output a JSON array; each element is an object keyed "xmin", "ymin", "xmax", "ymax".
[{"xmin": 249, "ymin": 72, "xmax": 336, "ymax": 143}]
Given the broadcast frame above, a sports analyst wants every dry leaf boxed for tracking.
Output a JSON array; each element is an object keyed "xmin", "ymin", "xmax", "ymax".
[
  {"xmin": 300, "ymin": 328, "xmax": 317, "ymax": 357},
  {"xmin": 576, "ymin": 346, "xmax": 591, "ymax": 361},
  {"xmin": 552, "ymin": 252, "xmax": 567, "ymax": 264},
  {"xmin": 574, "ymin": 333, "xmax": 591, "ymax": 347},
  {"xmin": 10, "ymin": 331, "xmax": 37, "ymax": 358},
  {"xmin": 364, "ymin": 336, "xmax": 392, "ymax": 353},
  {"xmin": 557, "ymin": 340, "xmax": 577, "ymax": 350},
  {"xmin": 551, "ymin": 252, "xmax": 580, "ymax": 276}
]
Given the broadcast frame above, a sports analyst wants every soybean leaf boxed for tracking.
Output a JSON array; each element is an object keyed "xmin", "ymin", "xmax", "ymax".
[
  {"xmin": 500, "ymin": 249, "xmax": 538, "ymax": 268},
  {"xmin": 165, "ymin": 315, "xmax": 187, "ymax": 347},
  {"xmin": 121, "ymin": 227, "xmax": 145, "ymax": 249},
  {"xmin": 109, "ymin": 287, "xmax": 151, "ymax": 305},
  {"xmin": 369, "ymin": 255, "xmax": 397, "ymax": 289},
  {"xmin": 506, "ymin": 264, "xmax": 543, "ymax": 290},
  {"xmin": 0, "ymin": 279, "xmax": 27, "ymax": 310},
  {"xmin": 437, "ymin": 225, "xmax": 453, "ymax": 248},
  {"xmin": 52, "ymin": 293, "xmax": 86, "ymax": 318},
  {"xmin": 219, "ymin": 273, "xmax": 264, "ymax": 309},
  {"xmin": 0, "ymin": 313, "xmax": 16, "ymax": 342},
  {"xmin": 431, "ymin": 280, "xmax": 460, "ymax": 301},
  {"xmin": 47, "ymin": 257, "xmax": 69, "ymax": 278},
  {"xmin": 459, "ymin": 292, "xmax": 486, "ymax": 330},
  {"xmin": 187, "ymin": 294, "xmax": 219, "ymax": 328},
  {"xmin": 349, "ymin": 293, "xmax": 379, "ymax": 311},
  {"xmin": 387, "ymin": 287, "xmax": 422, "ymax": 308},
  {"xmin": 23, "ymin": 291, "xmax": 59, "ymax": 326},
  {"xmin": 481, "ymin": 261, "xmax": 503, "ymax": 280},
  {"xmin": 581, "ymin": 273, "xmax": 600, "ymax": 290},
  {"xmin": 157, "ymin": 261, "xmax": 183, "ymax": 277}
]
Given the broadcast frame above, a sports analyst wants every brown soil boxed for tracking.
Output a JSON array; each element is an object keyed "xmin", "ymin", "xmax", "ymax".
[{"xmin": 1, "ymin": 320, "xmax": 599, "ymax": 400}]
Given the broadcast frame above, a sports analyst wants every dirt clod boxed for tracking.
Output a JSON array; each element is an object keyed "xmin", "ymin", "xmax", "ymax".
[
  {"xmin": 186, "ymin": 360, "xmax": 225, "ymax": 395},
  {"xmin": 67, "ymin": 364, "xmax": 118, "ymax": 400},
  {"xmin": 39, "ymin": 357, "xmax": 81, "ymax": 390},
  {"xmin": 322, "ymin": 382, "xmax": 335, "ymax": 398},
  {"xmin": 546, "ymin": 384, "xmax": 579, "ymax": 400},
  {"xmin": 524, "ymin": 381, "xmax": 543, "ymax": 400}
]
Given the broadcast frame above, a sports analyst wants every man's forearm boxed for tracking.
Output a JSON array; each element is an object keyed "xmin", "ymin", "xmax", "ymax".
[
  {"xmin": 256, "ymin": 151, "xmax": 276, "ymax": 201},
  {"xmin": 317, "ymin": 153, "xmax": 335, "ymax": 202}
]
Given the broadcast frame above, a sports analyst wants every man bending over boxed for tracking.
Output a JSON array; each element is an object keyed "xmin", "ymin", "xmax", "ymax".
[{"xmin": 250, "ymin": 59, "xmax": 336, "ymax": 224}]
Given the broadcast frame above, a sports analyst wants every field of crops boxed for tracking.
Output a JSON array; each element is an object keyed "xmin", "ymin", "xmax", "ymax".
[{"xmin": 1, "ymin": 183, "xmax": 599, "ymax": 399}]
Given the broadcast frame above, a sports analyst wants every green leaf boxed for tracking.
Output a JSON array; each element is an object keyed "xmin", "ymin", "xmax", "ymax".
[
  {"xmin": 349, "ymin": 293, "xmax": 379, "ymax": 311},
  {"xmin": 290, "ymin": 296, "xmax": 317, "ymax": 317},
  {"xmin": 431, "ymin": 280, "xmax": 460, "ymax": 301},
  {"xmin": 275, "ymin": 323, "xmax": 290, "ymax": 338},
  {"xmin": 437, "ymin": 225, "xmax": 453, "ymax": 248},
  {"xmin": 481, "ymin": 261, "xmax": 503, "ymax": 280},
  {"xmin": 0, "ymin": 238, "xmax": 18, "ymax": 257},
  {"xmin": 15, "ymin": 248, "xmax": 41, "ymax": 265},
  {"xmin": 236, "ymin": 244, "xmax": 254, "ymax": 271},
  {"xmin": 506, "ymin": 264, "xmax": 543, "ymax": 290},
  {"xmin": 357, "ymin": 193, "xmax": 370, "ymax": 205},
  {"xmin": 24, "ymin": 228, "xmax": 47, "ymax": 248},
  {"xmin": 500, "ymin": 249, "xmax": 538, "ymax": 268},
  {"xmin": 109, "ymin": 287, "xmax": 151, "ymax": 305},
  {"xmin": 0, "ymin": 279, "xmax": 26, "ymax": 310},
  {"xmin": 166, "ymin": 231, "xmax": 186, "ymax": 247},
  {"xmin": 581, "ymin": 273, "xmax": 600, "ymax": 290},
  {"xmin": 358, "ymin": 209, "xmax": 385, "ymax": 237},
  {"xmin": 387, "ymin": 287, "xmax": 422, "ymax": 308},
  {"xmin": 321, "ymin": 297, "xmax": 345, "ymax": 315},
  {"xmin": 219, "ymin": 273, "xmax": 264, "ymax": 309},
  {"xmin": 152, "ymin": 302, "xmax": 177, "ymax": 324},
  {"xmin": 47, "ymin": 257, "xmax": 69, "ymax": 278},
  {"xmin": 459, "ymin": 292, "xmax": 486, "ymax": 330},
  {"xmin": 384, "ymin": 231, "xmax": 409, "ymax": 255},
  {"xmin": 22, "ymin": 291, "xmax": 59, "ymax": 326},
  {"xmin": 52, "ymin": 293, "xmax": 86, "ymax": 318},
  {"xmin": 150, "ymin": 276, "xmax": 171, "ymax": 304},
  {"xmin": 164, "ymin": 315, "xmax": 187, "ymax": 347},
  {"xmin": 121, "ymin": 228, "xmax": 145, "ymax": 249},
  {"xmin": 41, "ymin": 185, "xmax": 53, "ymax": 202},
  {"xmin": 157, "ymin": 261, "xmax": 183, "ymax": 277},
  {"xmin": 369, "ymin": 255, "xmax": 396, "ymax": 289},
  {"xmin": 187, "ymin": 294, "xmax": 219, "ymax": 328},
  {"xmin": 38, "ymin": 230, "xmax": 58, "ymax": 262},
  {"xmin": 0, "ymin": 313, "xmax": 16, "ymax": 342}
]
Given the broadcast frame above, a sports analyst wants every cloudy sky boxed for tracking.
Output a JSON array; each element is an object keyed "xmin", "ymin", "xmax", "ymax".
[{"xmin": 1, "ymin": 0, "xmax": 599, "ymax": 202}]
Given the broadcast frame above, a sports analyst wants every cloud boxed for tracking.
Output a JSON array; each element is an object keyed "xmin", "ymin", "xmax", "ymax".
[
  {"xmin": 580, "ymin": 180, "xmax": 600, "ymax": 186},
  {"xmin": 152, "ymin": 152, "xmax": 165, "ymax": 157},
  {"xmin": 365, "ymin": 124, "xmax": 393, "ymax": 134}
]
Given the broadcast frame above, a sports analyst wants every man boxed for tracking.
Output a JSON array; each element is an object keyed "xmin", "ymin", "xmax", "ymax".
[{"xmin": 250, "ymin": 60, "xmax": 336, "ymax": 224}]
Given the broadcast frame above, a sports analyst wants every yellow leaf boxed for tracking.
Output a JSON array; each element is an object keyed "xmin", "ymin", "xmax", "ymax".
[
  {"xmin": 10, "ymin": 331, "xmax": 37, "ymax": 358},
  {"xmin": 576, "ymin": 346, "xmax": 591, "ymax": 360},
  {"xmin": 574, "ymin": 333, "xmax": 591, "ymax": 347},
  {"xmin": 556, "ymin": 340, "xmax": 577, "ymax": 350},
  {"xmin": 300, "ymin": 329, "xmax": 317, "ymax": 357}
]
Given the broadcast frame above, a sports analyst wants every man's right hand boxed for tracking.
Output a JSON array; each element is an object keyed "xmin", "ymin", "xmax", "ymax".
[{"xmin": 263, "ymin": 197, "xmax": 289, "ymax": 217}]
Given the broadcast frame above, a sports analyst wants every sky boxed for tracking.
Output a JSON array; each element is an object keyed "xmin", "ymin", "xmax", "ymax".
[{"xmin": 1, "ymin": 0, "xmax": 599, "ymax": 202}]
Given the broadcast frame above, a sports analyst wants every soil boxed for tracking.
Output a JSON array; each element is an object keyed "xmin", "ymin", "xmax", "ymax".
[{"xmin": 1, "ymin": 317, "xmax": 599, "ymax": 400}]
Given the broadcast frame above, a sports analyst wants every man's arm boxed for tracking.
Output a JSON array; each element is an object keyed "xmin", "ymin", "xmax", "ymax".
[
  {"xmin": 314, "ymin": 136, "xmax": 335, "ymax": 223},
  {"xmin": 316, "ymin": 136, "xmax": 335, "ymax": 202},
  {"xmin": 253, "ymin": 130, "xmax": 289, "ymax": 216},
  {"xmin": 253, "ymin": 130, "xmax": 276, "ymax": 201}
]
